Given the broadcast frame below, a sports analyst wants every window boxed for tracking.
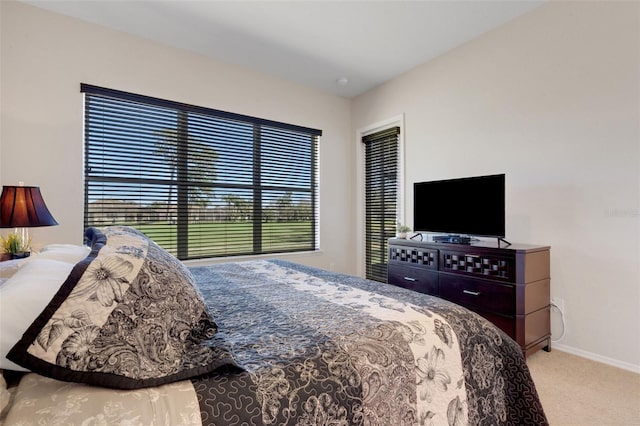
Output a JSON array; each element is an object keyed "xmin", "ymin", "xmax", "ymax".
[
  {"xmin": 82, "ymin": 84, "xmax": 321, "ymax": 260},
  {"xmin": 362, "ymin": 127, "xmax": 400, "ymax": 282}
]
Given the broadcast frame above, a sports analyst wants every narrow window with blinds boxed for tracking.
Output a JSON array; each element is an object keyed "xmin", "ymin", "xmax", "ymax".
[
  {"xmin": 82, "ymin": 84, "xmax": 321, "ymax": 260},
  {"xmin": 363, "ymin": 127, "xmax": 399, "ymax": 282}
]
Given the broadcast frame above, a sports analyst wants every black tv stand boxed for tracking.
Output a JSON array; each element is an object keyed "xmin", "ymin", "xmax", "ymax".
[
  {"xmin": 433, "ymin": 235, "xmax": 472, "ymax": 244},
  {"xmin": 410, "ymin": 232, "xmax": 424, "ymax": 241},
  {"xmin": 497, "ymin": 237, "xmax": 511, "ymax": 247}
]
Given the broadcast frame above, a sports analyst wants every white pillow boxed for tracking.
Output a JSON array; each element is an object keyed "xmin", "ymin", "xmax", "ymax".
[
  {"xmin": 0, "ymin": 258, "xmax": 75, "ymax": 371},
  {"xmin": 0, "ymin": 259, "xmax": 25, "ymax": 279},
  {"xmin": 0, "ymin": 370, "xmax": 9, "ymax": 416},
  {"xmin": 28, "ymin": 244, "xmax": 90, "ymax": 264}
]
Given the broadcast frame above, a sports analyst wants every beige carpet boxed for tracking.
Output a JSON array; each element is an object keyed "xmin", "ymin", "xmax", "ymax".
[{"xmin": 526, "ymin": 349, "xmax": 640, "ymax": 425}]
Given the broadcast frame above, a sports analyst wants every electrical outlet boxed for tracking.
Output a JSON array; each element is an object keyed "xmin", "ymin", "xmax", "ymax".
[{"xmin": 551, "ymin": 297, "xmax": 565, "ymax": 314}]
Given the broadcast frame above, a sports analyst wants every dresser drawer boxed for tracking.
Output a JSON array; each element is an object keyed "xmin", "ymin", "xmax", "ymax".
[
  {"xmin": 440, "ymin": 250, "xmax": 515, "ymax": 282},
  {"xmin": 439, "ymin": 274, "xmax": 514, "ymax": 315},
  {"xmin": 388, "ymin": 264, "xmax": 438, "ymax": 295},
  {"xmin": 389, "ymin": 245, "xmax": 438, "ymax": 269},
  {"xmin": 475, "ymin": 310, "xmax": 515, "ymax": 338}
]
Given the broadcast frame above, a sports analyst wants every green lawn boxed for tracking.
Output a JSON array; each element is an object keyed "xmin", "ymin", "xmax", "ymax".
[{"xmin": 135, "ymin": 221, "xmax": 313, "ymax": 258}]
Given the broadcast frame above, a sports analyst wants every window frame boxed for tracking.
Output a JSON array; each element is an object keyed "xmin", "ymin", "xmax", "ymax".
[{"xmin": 82, "ymin": 84, "xmax": 321, "ymax": 260}]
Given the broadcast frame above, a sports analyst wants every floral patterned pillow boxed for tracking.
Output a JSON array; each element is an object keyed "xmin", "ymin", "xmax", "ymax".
[{"xmin": 7, "ymin": 226, "xmax": 236, "ymax": 389}]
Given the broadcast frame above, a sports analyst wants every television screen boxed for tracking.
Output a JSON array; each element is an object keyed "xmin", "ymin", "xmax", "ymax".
[{"xmin": 413, "ymin": 174, "xmax": 505, "ymax": 238}]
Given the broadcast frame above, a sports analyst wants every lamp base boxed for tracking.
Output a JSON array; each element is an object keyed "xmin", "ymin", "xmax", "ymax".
[{"xmin": 10, "ymin": 252, "xmax": 30, "ymax": 260}]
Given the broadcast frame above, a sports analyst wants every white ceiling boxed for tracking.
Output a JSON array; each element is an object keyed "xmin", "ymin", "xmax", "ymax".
[{"xmin": 23, "ymin": 0, "xmax": 545, "ymax": 98}]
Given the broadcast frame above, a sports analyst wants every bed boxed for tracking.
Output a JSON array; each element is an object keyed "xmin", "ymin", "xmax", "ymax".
[{"xmin": 0, "ymin": 226, "xmax": 547, "ymax": 425}]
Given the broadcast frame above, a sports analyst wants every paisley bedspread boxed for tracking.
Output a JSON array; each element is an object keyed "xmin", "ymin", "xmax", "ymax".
[{"xmin": 2, "ymin": 259, "xmax": 547, "ymax": 426}]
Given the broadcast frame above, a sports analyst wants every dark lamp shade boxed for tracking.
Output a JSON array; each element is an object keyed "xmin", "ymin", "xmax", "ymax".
[{"xmin": 0, "ymin": 186, "xmax": 59, "ymax": 228}]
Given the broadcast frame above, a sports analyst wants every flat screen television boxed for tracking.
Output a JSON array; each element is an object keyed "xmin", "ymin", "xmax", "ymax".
[{"xmin": 413, "ymin": 174, "xmax": 505, "ymax": 239}]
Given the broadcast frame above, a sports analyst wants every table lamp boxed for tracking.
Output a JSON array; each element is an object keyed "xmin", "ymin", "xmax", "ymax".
[{"xmin": 0, "ymin": 184, "xmax": 58, "ymax": 257}]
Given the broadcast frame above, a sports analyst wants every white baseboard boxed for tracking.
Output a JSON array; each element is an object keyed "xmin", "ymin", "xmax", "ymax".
[{"xmin": 553, "ymin": 343, "xmax": 640, "ymax": 374}]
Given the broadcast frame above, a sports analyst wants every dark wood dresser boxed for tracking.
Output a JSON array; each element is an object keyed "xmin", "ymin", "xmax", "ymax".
[{"xmin": 388, "ymin": 238, "xmax": 551, "ymax": 358}]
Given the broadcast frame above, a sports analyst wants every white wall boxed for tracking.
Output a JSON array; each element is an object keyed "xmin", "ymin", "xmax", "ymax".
[
  {"xmin": 0, "ymin": 2, "xmax": 355, "ymax": 273},
  {"xmin": 352, "ymin": 1, "xmax": 639, "ymax": 370}
]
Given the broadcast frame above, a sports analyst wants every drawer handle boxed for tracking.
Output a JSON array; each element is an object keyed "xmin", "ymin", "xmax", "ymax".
[
  {"xmin": 463, "ymin": 290, "xmax": 481, "ymax": 296},
  {"xmin": 403, "ymin": 277, "xmax": 417, "ymax": 282}
]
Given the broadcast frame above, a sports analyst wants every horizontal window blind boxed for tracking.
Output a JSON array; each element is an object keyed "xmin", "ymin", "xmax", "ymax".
[
  {"xmin": 82, "ymin": 84, "xmax": 321, "ymax": 260},
  {"xmin": 363, "ymin": 127, "xmax": 399, "ymax": 282}
]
